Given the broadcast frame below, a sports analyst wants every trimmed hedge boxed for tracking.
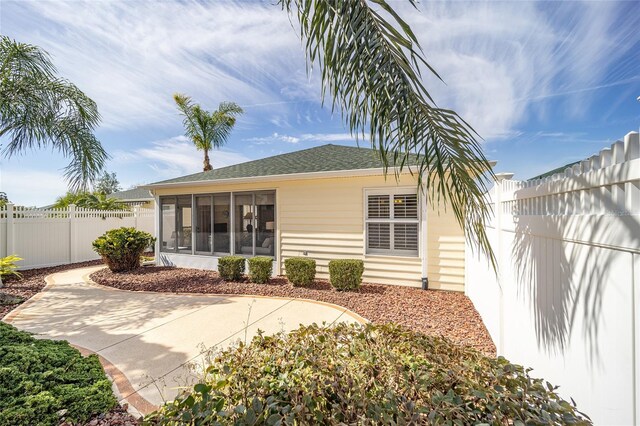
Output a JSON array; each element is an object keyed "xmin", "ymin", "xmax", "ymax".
[
  {"xmin": 92, "ymin": 227, "xmax": 155, "ymax": 272},
  {"xmin": 147, "ymin": 323, "xmax": 590, "ymax": 425},
  {"xmin": 248, "ymin": 257, "xmax": 273, "ymax": 284},
  {"xmin": 218, "ymin": 256, "xmax": 245, "ymax": 281},
  {"xmin": 0, "ymin": 322, "xmax": 116, "ymax": 426},
  {"xmin": 284, "ymin": 257, "xmax": 316, "ymax": 287},
  {"xmin": 328, "ymin": 259, "xmax": 364, "ymax": 290}
]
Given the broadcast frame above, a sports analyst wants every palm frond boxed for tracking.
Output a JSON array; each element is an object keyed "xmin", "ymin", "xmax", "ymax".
[
  {"xmin": 280, "ymin": 0, "xmax": 496, "ymax": 267},
  {"xmin": 0, "ymin": 36, "xmax": 106, "ymax": 191}
]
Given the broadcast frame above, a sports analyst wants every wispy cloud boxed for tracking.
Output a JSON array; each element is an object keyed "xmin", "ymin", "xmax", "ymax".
[
  {"xmin": 3, "ymin": 0, "xmax": 315, "ymax": 130},
  {"xmin": 245, "ymin": 132, "xmax": 363, "ymax": 145},
  {"xmin": 113, "ymin": 136, "xmax": 251, "ymax": 180}
]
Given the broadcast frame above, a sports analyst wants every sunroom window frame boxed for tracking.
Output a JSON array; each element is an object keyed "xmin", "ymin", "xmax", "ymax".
[{"xmin": 364, "ymin": 187, "xmax": 420, "ymax": 257}]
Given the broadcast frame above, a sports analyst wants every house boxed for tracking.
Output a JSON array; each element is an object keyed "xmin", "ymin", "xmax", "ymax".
[
  {"xmin": 110, "ymin": 187, "xmax": 154, "ymax": 208},
  {"xmin": 144, "ymin": 144, "xmax": 478, "ymax": 291}
]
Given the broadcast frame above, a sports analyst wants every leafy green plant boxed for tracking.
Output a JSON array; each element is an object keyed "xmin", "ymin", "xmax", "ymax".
[
  {"xmin": 248, "ymin": 256, "xmax": 273, "ymax": 284},
  {"xmin": 0, "ymin": 322, "xmax": 116, "ymax": 426},
  {"xmin": 284, "ymin": 257, "xmax": 316, "ymax": 287},
  {"xmin": 0, "ymin": 36, "xmax": 107, "ymax": 191},
  {"xmin": 92, "ymin": 227, "xmax": 155, "ymax": 272},
  {"xmin": 0, "ymin": 254, "xmax": 22, "ymax": 280},
  {"xmin": 218, "ymin": 256, "xmax": 245, "ymax": 281},
  {"xmin": 146, "ymin": 323, "xmax": 590, "ymax": 425},
  {"xmin": 328, "ymin": 259, "xmax": 364, "ymax": 290}
]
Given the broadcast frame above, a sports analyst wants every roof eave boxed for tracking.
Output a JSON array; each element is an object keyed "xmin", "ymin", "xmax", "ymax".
[{"xmin": 142, "ymin": 167, "xmax": 415, "ymax": 190}]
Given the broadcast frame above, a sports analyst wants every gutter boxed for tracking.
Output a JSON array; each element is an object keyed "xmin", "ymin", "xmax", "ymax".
[{"xmin": 141, "ymin": 161, "xmax": 497, "ymax": 191}]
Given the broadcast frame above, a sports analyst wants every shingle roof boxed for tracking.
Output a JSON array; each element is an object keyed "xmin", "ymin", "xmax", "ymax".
[
  {"xmin": 111, "ymin": 187, "xmax": 153, "ymax": 201},
  {"xmin": 528, "ymin": 160, "xmax": 581, "ymax": 181},
  {"xmin": 149, "ymin": 144, "xmax": 409, "ymax": 186}
]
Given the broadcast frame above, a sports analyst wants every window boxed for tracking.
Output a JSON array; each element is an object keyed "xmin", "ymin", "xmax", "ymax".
[
  {"xmin": 160, "ymin": 198, "xmax": 176, "ymax": 252},
  {"xmin": 159, "ymin": 191, "xmax": 275, "ymax": 257},
  {"xmin": 366, "ymin": 191, "xmax": 419, "ymax": 256}
]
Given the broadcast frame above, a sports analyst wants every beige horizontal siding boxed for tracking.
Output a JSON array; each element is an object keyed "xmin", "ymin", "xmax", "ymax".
[{"xmin": 154, "ymin": 172, "xmax": 465, "ymax": 291}]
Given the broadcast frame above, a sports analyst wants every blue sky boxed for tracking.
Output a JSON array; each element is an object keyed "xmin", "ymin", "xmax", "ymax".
[{"xmin": 1, "ymin": 0, "xmax": 639, "ymax": 206}]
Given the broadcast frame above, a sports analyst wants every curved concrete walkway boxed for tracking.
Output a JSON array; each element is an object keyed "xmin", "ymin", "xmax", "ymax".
[{"xmin": 3, "ymin": 266, "xmax": 363, "ymax": 415}]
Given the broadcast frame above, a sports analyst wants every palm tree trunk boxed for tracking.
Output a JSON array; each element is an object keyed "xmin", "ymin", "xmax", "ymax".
[{"xmin": 203, "ymin": 150, "xmax": 212, "ymax": 171}]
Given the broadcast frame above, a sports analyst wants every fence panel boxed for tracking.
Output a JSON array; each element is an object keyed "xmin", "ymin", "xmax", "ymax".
[
  {"xmin": 466, "ymin": 131, "xmax": 640, "ymax": 425},
  {"xmin": 0, "ymin": 204, "xmax": 155, "ymax": 269}
]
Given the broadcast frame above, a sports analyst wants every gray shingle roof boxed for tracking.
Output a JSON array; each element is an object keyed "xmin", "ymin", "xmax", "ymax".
[
  {"xmin": 149, "ymin": 144, "xmax": 409, "ymax": 186},
  {"xmin": 111, "ymin": 187, "xmax": 153, "ymax": 201}
]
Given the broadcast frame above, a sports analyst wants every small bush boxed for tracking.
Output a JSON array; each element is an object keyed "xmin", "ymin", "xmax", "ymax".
[
  {"xmin": 218, "ymin": 256, "xmax": 245, "ymax": 281},
  {"xmin": 92, "ymin": 227, "xmax": 155, "ymax": 272},
  {"xmin": 0, "ymin": 322, "xmax": 116, "ymax": 426},
  {"xmin": 0, "ymin": 254, "xmax": 23, "ymax": 280},
  {"xmin": 248, "ymin": 257, "xmax": 273, "ymax": 284},
  {"xmin": 147, "ymin": 323, "xmax": 591, "ymax": 425},
  {"xmin": 328, "ymin": 259, "xmax": 364, "ymax": 290},
  {"xmin": 284, "ymin": 257, "xmax": 316, "ymax": 287}
]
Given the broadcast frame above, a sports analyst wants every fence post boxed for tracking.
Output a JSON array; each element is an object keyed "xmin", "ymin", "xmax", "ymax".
[
  {"xmin": 133, "ymin": 205, "xmax": 139, "ymax": 229},
  {"xmin": 493, "ymin": 173, "xmax": 514, "ymax": 356},
  {"xmin": 6, "ymin": 203, "xmax": 14, "ymax": 256},
  {"xmin": 69, "ymin": 204, "xmax": 77, "ymax": 263}
]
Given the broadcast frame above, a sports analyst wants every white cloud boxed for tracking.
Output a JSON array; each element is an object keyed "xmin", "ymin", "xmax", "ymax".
[
  {"xmin": 246, "ymin": 132, "xmax": 363, "ymax": 145},
  {"xmin": 3, "ymin": 0, "xmax": 314, "ymax": 130},
  {"xmin": 386, "ymin": 1, "xmax": 639, "ymax": 140},
  {"xmin": 113, "ymin": 136, "xmax": 251, "ymax": 180}
]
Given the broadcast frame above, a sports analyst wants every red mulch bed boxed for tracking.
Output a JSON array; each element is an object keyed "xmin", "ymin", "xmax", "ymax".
[{"xmin": 91, "ymin": 266, "xmax": 496, "ymax": 356}]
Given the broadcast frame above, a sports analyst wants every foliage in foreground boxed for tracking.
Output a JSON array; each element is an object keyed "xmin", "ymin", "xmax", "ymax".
[
  {"xmin": 0, "ymin": 36, "xmax": 107, "ymax": 191},
  {"xmin": 0, "ymin": 322, "xmax": 116, "ymax": 426},
  {"xmin": 93, "ymin": 227, "xmax": 155, "ymax": 272},
  {"xmin": 147, "ymin": 323, "xmax": 590, "ymax": 425},
  {"xmin": 0, "ymin": 254, "xmax": 23, "ymax": 279}
]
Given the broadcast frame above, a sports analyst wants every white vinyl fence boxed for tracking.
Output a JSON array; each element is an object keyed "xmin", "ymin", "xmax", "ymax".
[
  {"xmin": 466, "ymin": 131, "xmax": 640, "ymax": 425},
  {"xmin": 0, "ymin": 204, "xmax": 155, "ymax": 269}
]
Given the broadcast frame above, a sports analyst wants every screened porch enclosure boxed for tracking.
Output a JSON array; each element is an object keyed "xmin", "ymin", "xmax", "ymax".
[{"xmin": 160, "ymin": 191, "xmax": 275, "ymax": 257}]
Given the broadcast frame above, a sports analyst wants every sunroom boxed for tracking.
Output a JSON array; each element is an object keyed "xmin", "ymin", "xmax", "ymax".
[{"xmin": 159, "ymin": 190, "xmax": 276, "ymax": 259}]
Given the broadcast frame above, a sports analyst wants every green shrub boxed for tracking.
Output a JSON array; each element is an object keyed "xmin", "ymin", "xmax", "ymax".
[
  {"xmin": 248, "ymin": 257, "xmax": 272, "ymax": 284},
  {"xmin": 284, "ymin": 257, "xmax": 316, "ymax": 287},
  {"xmin": 147, "ymin": 323, "xmax": 590, "ymax": 425},
  {"xmin": 0, "ymin": 254, "xmax": 23, "ymax": 280},
  {"xmin": 328, "ymin": 259, "xmax": 364, "ymax": 290},
  {"xmin": 0, "ymin": 322, "xmax": 116, "ymax": 426},
  {"xmin": 92, "ymin": 227, "xmax": 155, "ymax": 272},
  {"xmin": 218, "ymin": 256, "xmax": 245, "ymax": 281}
]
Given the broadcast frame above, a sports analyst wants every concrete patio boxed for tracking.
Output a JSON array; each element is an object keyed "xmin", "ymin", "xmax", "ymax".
[{"xmin": 3, "ymin": 266, "xmax": 363, "ymax": 415}]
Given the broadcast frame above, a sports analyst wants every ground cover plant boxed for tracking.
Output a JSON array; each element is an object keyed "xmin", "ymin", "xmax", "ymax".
[
  {"xmin": 146, "ymin": 323, "xmax": 590, "ymax": 425},
  {"xmin": 0, "ymin": 322, "xmax": 117, "ymax": 426},
  {"xmin": 93, "ymin": 227, "xmax": 155, "ymax": 272}
]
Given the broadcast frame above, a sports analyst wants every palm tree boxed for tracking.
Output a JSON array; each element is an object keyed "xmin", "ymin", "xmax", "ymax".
[
  {"xmin": 173, "ymin": 94, "xmax": 243, "ymax": 172},
  {"xmin": 280, "ymin": 0, "xmax": 496, "ymax": 265},
  {"xmin": 0, "ymin": 36, "xmax": 108, "ymax": 191}
]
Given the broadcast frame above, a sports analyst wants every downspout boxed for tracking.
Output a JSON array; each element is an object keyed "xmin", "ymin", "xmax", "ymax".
[
  {"xmin": 420, "ymin": 185, "xmax": 428, "ymax": 290},
  {"xmin": 152, "ymin": 190, "xmax": 160, "ymax": 266}
]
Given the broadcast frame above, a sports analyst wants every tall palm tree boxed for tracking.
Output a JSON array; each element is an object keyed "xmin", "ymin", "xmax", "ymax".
[
  {"xmin": 280, "ymin": 0, "xmax": 496, "ymax": 265},
  {"xmin": 173, "ymin": 94, "xmax": 243, "ymax": 172},
  {"xmin": 0, "ymin": 36, "xmax": 108, "ymax": 191}
]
